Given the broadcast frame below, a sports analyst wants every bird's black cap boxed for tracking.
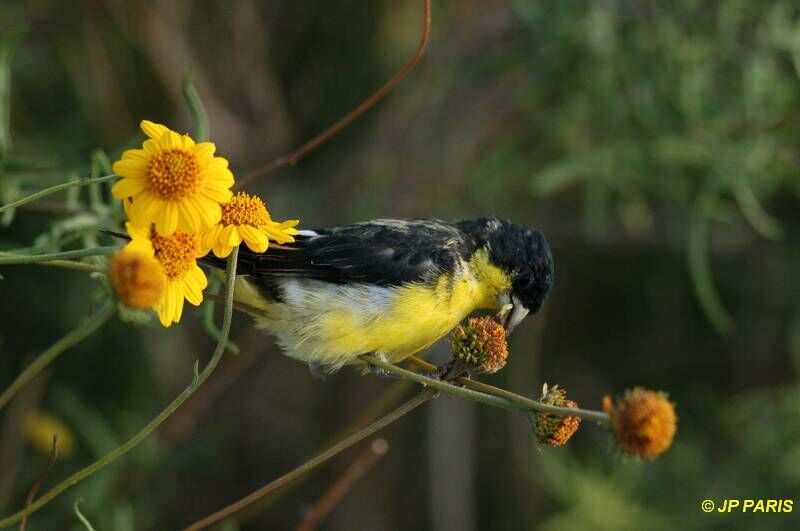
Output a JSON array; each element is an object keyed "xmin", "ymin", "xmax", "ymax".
[{"xmin": 458, "ymin": 216, "xmax": 554, "ymax": 313}]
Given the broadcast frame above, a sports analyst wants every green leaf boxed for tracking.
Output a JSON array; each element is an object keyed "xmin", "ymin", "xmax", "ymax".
[
  {"xmin": 687, "ymin": 189, "xmax": 734, "ymax": 335},
  {"xmin": 0, "ymin": 25, "xmax": 27, "ymax": 163},
  {"xmin": 732, "ymin": 176, "xmax": 782, "ymax": 240},
  {"xmin": 182, "ymin": 67, "xmax": 209, "ymax": 141}
]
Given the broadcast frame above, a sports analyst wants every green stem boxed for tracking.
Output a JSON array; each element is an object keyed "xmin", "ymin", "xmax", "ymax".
[
  {"xmin": 37, "ymin": 260, "xmax": 106, "ymax": 274},
  {"xmin": 182, "ymin": 388, "xmax": 437, "ymax": 531},
  {"xmin": 202, "ymin": 276, "xmax": 239, "ymax": 354},
  {"xmin": 0, "ymin": 246, "xmax": 118, "ymax": 265},
  {"xmin": 363, "ymin": 355, "xmax": 609, "ymax": 424},
  {"xmin": 0, "ymin": 303, "xmax": 116, "ymax": 411},
  {"xmin": 0, "ymin": 174, "xmax": 117, "ymax": 213},
  {"xmin": 0, "ymin": 246, "xmax": 240, "ymax": 529}
]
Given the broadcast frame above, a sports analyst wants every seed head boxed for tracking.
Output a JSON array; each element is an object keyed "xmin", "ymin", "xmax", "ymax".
[
  {"xmin": 450, "ymin": 316, "xmax": 509, "ymax": 374},
  {"xmin": 603, "ymin": 387, "xmax": 677, "ymax": 459},
  {"xmin": 534, "ymin": 383, "xmax": 581, "ymax": 446}
]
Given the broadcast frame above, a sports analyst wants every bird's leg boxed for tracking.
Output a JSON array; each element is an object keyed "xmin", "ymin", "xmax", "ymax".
[
  {"xmin": 365, "ymin": 353, "xmax": 401, "ymax": 379},
  {"xmin": 432, "ymin": 358, "xmax": 470, "ymax": 383}
]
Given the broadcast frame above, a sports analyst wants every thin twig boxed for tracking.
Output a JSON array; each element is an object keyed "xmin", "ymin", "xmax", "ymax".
[
  {"xmin": 235, "ymin": 0, "xmax": 432, "ymax": 189},
  {"xmin": 0, "ymin": 303, "xmax": 116, "ymax": 412},
  {"xmin": 405, "ymin": 355, "xmax": 590, "ymax": 418},
  {"xmin": 209, "ymin": 292, "xmax": 602, "ymax": 421},
  {"xmin": 36, "ymin": 260, "xmax": 106, "ymax": 274},
  {"xmin": 219, "ymin": 377, "xmax": 414, "ymax": 527},
  {"xmin": 0, "ymin": 174, "xmax": 117, "ymax": 214},
  {"xmin": 0, "ymin": 246, "xmax": 119, "ymax": 266},
  {"xmin": 0, "ymin": 247, "xmax": 240, "ymax": 529},
  {"xmin": 72, "ymin": 499, "xmax": 96, "ymax": 531},
  {"xmin": 296, "ymin": 438, "xmax": 389, "ymax": 531},
  {"xmin": 19, "ymin": 435, "xmax": 59, "ymax": 531},
  {"xmin": 365, "ymin": 355, "xmax": 609, "ymax": 424},
  {"xmin": 182, "ymin": 389, "xmax": 437, "ymax": 531}
]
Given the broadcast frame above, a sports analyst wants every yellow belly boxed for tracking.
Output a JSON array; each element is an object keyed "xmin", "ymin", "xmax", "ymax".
[
  {"xmin": 319, "ymin": 274, "xmax": 494, "ymax": 363},
  {"xmin": 235, "ymin": 249, "xmax": 511, "ymax": 371}
]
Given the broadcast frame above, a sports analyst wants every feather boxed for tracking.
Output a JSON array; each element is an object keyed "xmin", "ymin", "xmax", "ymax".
[{"xmin": 208, "ymin": 218, "xmax": 481, "ymax": 287}]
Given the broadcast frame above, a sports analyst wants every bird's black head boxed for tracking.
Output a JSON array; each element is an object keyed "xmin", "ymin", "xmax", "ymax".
[{"xmin": 458, "ymin": 216, "xmax": 554, "ymax": 331}]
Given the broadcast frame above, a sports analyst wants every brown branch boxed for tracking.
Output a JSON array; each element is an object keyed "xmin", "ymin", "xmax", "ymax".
[
  {"xmin": 19, "ymin": 435, "xmax": 59, "ymax": 531},
  {"xmin": 296, "ymin": 438, "xmax": 389, "ymax": 531},
  {"xmin": 235, "ymin": 0, "xmax": 432, "ymax": 189},
  {"xmin": 181, "ymin": 389, "xmax": 436, "ymax": 531}
]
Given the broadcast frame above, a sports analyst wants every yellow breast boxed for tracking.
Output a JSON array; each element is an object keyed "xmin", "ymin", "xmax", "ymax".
[{"xmin": 238, "ymin": 248, "xmax": 512, "ymax": 370}]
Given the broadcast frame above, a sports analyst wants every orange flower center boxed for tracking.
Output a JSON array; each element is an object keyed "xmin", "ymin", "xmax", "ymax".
[
  {"xmin": 147, "ymin": 149, "xmax": 201, "ymax": 199},
  {"xmin": 221, "ymin": 192, "xmax": 271, "ymax": 226},
  {"xmin": 151, "ymin": 230, "xmax": 199, "ymax": 279}
]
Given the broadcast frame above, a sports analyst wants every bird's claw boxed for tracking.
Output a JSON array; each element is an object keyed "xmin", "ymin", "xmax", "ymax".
[
  {"xmin": 366, "ymin": 363, "xmax": 400, "ymax": 379},
  {"xmin": 364, "ymin": 354, "xmax": 401, "ymax": 379},
  {"xmin": 431, "ymin": 359, "xmax": 469, "ymax": 384}
]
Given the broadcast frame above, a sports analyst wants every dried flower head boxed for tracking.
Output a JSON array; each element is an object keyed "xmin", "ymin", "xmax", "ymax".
[
  {"xmin": 534, "ymin": 383, "xmax": 581, "ymax": 446},
  {"xmin": 109, "ymin": 248, "xmax": 165, "ymax": 309},
  {"xmin": 603, "ymin": 387, "xmax": 677, "ymax": 459},
  {"xmin": 450, "ymin": 316, "xmax": 509, "ymax": 374}
]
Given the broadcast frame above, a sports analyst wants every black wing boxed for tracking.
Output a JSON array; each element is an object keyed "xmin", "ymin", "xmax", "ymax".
[{"xmin": 211, "ymin": 218, "xmax": 479, "ymax": 287}]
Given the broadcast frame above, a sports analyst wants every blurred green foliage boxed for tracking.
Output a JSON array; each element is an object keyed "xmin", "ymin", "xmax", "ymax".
[{"xmin": 1, "ymin": 1, "xmax": 800, "ymax": 530}]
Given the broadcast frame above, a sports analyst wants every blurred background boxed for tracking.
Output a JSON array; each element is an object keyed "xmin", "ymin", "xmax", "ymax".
[{"xmin": 2, "ymin": 1, "xmax": 800, "ymax": 529}]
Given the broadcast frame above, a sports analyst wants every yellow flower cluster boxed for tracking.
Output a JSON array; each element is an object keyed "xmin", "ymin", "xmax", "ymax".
[{"xmin": 108, "ymin": 120, "xmax": 299, "ymax": 326}]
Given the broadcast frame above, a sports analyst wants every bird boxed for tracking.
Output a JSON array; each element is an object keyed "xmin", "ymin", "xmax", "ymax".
[{"xmin": 204, "ymin": 216, "xmax": 554, "ymax": 374}]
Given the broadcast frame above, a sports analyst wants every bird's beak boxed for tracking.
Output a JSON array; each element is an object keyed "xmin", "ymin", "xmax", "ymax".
[{"xmin": 498, "ymin": 294, "xmax": 529, "ymax": 335}]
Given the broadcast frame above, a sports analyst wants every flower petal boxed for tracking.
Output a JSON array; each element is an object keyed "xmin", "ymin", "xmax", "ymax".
[
  {"xmin": 111, "ymin": 177, "xmax": 148, "ymax": 198},
  {"xmin": 221, "ymin": 225, "xmax": 242, "ymax": 247},
  {"xmin": 240, "ymin": 225, "xmax": 268, "ymax": 253},
  {"xmin": 128, "ymin": 193, "xmax": 164, "ymax": 229},
  {"xmin": 200, "ymin": 184, "xmax": 234, "ymax": 203},
  {"xmin": 192, "ymin": 142, "xmax": 216, "ymax": 163},
  {"xmin": 140, "ymin": 120, "xmax": 170, "ymax": 140},
  {"xmin": 212, "ymin": 242, "xmax": 233, "ymax": 258},
  {"xmin": 153, "ymin": 201, "xmax": 179, "ymax": 235}
]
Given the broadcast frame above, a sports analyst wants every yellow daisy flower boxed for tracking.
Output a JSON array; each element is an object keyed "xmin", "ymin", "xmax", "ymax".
[
  {"xmin": 127, "ymin": 223, "xmax": 208, "ymax": 327},
  {"xmin": 112, "ymin": 120, "xmax": 234, "ymax": 236},
  {"xmin": 202, "ymin": 191, "xmax": 300, "ymax": 258}
]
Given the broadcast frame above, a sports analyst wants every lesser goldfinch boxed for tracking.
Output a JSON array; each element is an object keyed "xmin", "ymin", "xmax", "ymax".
[{"xmin": 207, "ymin": 216, "xmax": 553, "ymax": 373}]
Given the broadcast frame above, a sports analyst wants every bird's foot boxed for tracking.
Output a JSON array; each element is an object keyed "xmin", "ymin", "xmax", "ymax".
[
  {"xmin": 431, "ymin": 359, "xmax": 470, "ymax": 384},
  {"xmin": 365, "ymin": 354, "xmax": 400, "ymax": 379}
]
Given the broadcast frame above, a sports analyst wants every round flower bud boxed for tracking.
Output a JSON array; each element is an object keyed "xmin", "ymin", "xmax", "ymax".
[
  {"xmin": 450, "ymin": 316, "xmax": 509, "ymax": 374},
  {"xmin": 534, "ymin": 383, "xmax": 581, "ymax": 446},
  {"xmin": 109, "ymin": 248, "xmax": 165, "ymax": 309},
  {"xmin": 603, "ymin": 387, "xmax": 677, "ymax": 459}
]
